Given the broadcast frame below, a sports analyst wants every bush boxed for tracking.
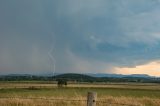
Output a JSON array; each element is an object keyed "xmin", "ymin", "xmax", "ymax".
[{"xmin": 57, "ymin": 79, "xmax": 67, "ymax": 87}]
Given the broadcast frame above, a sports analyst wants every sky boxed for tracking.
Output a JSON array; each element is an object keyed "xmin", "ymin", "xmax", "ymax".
[{"xmin": 0, "ymin": 0, "xmax": 160, "ymax": 76}]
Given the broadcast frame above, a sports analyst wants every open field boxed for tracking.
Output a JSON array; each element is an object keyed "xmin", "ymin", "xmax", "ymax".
[
  {"xmin": 0, "ymin": 81, "xmax": 160, "ymax": 90},
  {"xmin": 0, "ymin": 82, "xmax": 160, "ymax": 106}
]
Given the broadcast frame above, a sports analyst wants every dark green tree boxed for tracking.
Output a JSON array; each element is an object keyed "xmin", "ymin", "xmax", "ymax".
[{"xmin": 57, "ymin": 79, "xmax": 67, "ymax": 87}]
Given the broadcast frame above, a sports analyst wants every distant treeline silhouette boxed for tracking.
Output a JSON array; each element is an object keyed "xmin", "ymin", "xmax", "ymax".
[{"xmin": 0, "ymin": 73, "xmax": 160, "ymax": 83}]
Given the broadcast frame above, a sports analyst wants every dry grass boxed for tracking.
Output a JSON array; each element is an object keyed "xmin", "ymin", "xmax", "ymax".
[
  {"xmin": 98, "ymin": 96, "xmax": 160, "ymax": 106},
  {"xmin": 0, "ymin": 96, "xmax": 160, "ymax": 106},
  {"xmin": 68, "ymin": 83, "xmax": 160, "ymax": 90},
  {"xmin": 0, "ymin": 82, "xmax": 160, "ymax": 106},
  {"xmin": 0, "ymin": 82, "xmax": 160, "ymax": 90}
]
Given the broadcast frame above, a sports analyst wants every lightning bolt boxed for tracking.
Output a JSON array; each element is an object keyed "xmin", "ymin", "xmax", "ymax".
[{"xmin": 48, "ymin": 35, "xmax": 56, "ymax": 79}]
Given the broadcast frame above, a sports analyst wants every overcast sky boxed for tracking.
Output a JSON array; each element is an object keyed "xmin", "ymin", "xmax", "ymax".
[{"xmin": 0, "ymin": 0, "xmax": 160, "ymax": 76}]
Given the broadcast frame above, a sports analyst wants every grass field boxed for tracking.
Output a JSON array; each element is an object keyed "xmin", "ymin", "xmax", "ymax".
[{"xmin": 0, "ymin": 82, "xmax": 160, "ymax": 106}]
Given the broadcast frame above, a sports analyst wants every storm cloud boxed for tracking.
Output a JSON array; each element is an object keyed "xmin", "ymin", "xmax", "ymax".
[{"xmin": 0, "ymin": 0, "xmax": 160, "ymax": 75}]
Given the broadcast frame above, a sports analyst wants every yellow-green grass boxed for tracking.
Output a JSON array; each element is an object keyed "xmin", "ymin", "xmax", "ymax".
[
  {"xmin": 0, "ymin": 87, "xmax": 160, "ymax": 98},
  {"xmin": 0, "ymin": 82, "xmax": 160, "ymax": 106},
  {"xmin": 0, "ymin": 81, "xmax": 160, "ymax": 90}
]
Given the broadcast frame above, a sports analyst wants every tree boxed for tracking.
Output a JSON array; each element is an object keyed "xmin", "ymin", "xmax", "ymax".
[{"xmin": 57, "ymin": 79, "xmax": 67, "ymax": 87}]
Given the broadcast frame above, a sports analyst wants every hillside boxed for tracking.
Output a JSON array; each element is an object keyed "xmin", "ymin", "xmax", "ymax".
[
  {"xmin": 54, "ymin": 73, "xmax": 96, "ymax": 82},
  {"xmin": 0, "ymin": 73, "xmax": 160, "ymax": 83}
]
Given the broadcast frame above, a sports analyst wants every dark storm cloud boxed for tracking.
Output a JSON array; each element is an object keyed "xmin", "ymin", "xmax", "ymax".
[{"xmin": 0, "ymin": 0, "xmax": 160, "ymax": 74}]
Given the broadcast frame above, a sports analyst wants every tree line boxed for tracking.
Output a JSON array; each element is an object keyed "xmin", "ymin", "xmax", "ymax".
[{"xmin": 0, "ymin": 74, "xmax": 160, "ymax": 83}]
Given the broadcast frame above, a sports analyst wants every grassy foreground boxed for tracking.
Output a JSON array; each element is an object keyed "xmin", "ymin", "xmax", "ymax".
[{"xmin": 0, "ymin": 82, "xmax": 160, "ymax": 106}]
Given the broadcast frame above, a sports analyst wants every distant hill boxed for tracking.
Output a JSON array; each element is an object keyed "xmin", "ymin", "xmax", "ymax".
[
  {"xmin": 86, "ymin": 73, "xmax": 125, "ymax": 78},
  {"xmin": 0, "ymin": 73, "xmax": 159, "ymax": 83},
  {"xmin": 124, "ymin": 74, "xmax": 151, "ymax": 78},
  {"xmin": 53, "ymin": 73, "xmax": 159, "ymax": 83},
  {"xmin": 54, "ymin": 73, "xmax": 96, "ymax": 82},
  {"xmin": 86, "ymin": 73, "xmax": 152, "ymax": 78}
]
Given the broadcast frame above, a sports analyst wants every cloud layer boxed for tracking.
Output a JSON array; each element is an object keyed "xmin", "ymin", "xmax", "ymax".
[{"xmin": 0, "ymin": 0, "xmax": 160, "ymax": 75}]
